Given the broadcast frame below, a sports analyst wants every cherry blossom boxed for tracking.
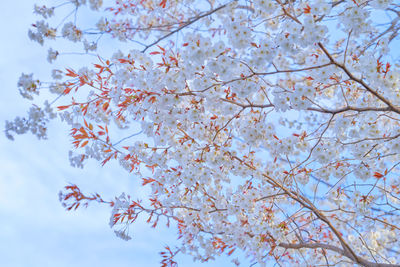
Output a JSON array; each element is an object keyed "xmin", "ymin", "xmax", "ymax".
[{"xmin": 7, "ymin": 0, "xmax": 400, "ymax": 266}]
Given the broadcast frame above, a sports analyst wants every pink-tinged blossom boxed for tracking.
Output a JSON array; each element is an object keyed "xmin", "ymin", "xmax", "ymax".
[{"xmin": 8, "ymin": 0, "xmax": 400, "ymax": 266}]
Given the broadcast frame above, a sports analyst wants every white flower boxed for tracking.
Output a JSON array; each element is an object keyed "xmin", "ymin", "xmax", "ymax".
[
  {"xmin": 69, "ymin": 151, "xmax": 85, "ymax": 168},
  {"xmin": 89, "ymin": 0, "xmax": 103, "ymax": 10},
  {"xmin": 83, "ymin": 39, "xmax": 97, "ymax": 52},
  {"xmin": 114, "ymin": 230, "xmax": 132, "ymax": 241},
  {"xmin": 34, "ymin": 5, "xmax": 55, "ymax": 18},
  {"xmin": 369, "ymin": 0, "xmax": 390, "ymax": 9},
  {"xmin": 28, "ymin": 21, "xmax": 56, "ymax": 45},
  {"xmin": 18, "ymin": 73, "xmax": 40, "ymax": 100},
  {"xmin": 62, "ymin": 22, "xmax": 82, "ymax": 42},
  {"xmin": 96, "ymin": 17, "xmax": 108, "ymax": 32},
  {"xmin": 47, "ymin": 48, "xmax": 58, "ymax": 63},
  {"xmin": 28, "ymin": 29, "xmax": 44, "ymax": 45},
  {"xmin": 69, "ymin": 0, "xmax": 87, "ymax": 7},
  {"xmin": 51, "ymin": 69, "xmax": 63, "ymax": 80},
  {"xmin": 297, "ymin": 171, "xmax": 310, "ymax": 185}
]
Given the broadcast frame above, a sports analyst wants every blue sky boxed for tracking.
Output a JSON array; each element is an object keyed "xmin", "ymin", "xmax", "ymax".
[{"xmin": 0, "ymin": 2, "xmax": 249, "ymax": 266}]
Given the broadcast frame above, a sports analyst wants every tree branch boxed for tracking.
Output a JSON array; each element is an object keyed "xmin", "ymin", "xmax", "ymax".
[
  {"xmin": 142, "ymin": 3, "xmax": 230, "ymax": 52},
  {"xmin": 278, "ymin": 242, "xmax": 400, "ymax": 267},
  {"xmin": 317, "ymin": 43, "xmax": 400, "ymax": 114}
]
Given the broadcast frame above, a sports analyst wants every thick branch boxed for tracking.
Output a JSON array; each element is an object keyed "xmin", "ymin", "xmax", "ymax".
[
  {"xmin": 307, "ymin": 106, "xmax": 391, "ymax": 114},
  {"xmin": 255, "ymin": 62, "xmax": 333, "ymax": 76},
  {"xmin": 223, "ymin": 98, "xmax": 390, "ymax": 115},
  {"xmin": 318, "ymin": 43, "xmax": 400, "ymax": 114},
  {"xmin": 279, "ymin": 242, "xmax": 400, "ymax": 267},
  {"xmin": 229, "ymin": 153, "xmax": 363, "ymax": 265},
  {"xmin": 142, "ymin": 3, "xmax": 230, "ymax": 52}
]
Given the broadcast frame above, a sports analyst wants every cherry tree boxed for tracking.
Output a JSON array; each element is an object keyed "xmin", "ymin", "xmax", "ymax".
[{"xmin": 6, "ymin": 0, "xmax": 400, "ymax": 266}]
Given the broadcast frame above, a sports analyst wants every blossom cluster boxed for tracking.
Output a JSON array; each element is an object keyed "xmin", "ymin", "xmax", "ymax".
[{"xmin": 6, "ymin": 100, "xmax": 56, "ymax": 140}]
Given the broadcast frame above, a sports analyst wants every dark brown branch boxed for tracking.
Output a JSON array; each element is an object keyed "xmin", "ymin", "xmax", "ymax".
[
  {"xmin": 229, "ymin": 152, "xmax": 362, "ymax": 265},
  {"xmin": 278, "ymin": 242, "xmax": 400, "ymax": 267},
  {"xmin": 255, "ymin": 62, "xmax": 333, "ymax": 76},
  {"xmin": 307, "ymin": 106, "xmax": 391, "ymax": 114},
  {"xmin": 142, "ymin": 3, "xmax": 230, "ymax": 52},
  {"xmin": 318, "ymin": 43, "xmax": 400, "ymax": 114}
]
